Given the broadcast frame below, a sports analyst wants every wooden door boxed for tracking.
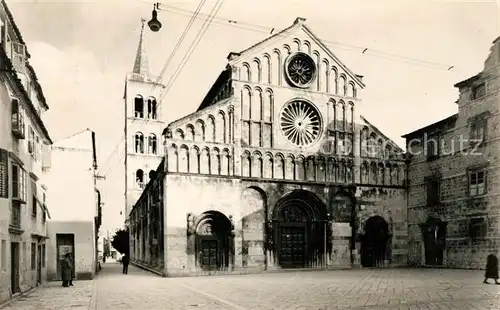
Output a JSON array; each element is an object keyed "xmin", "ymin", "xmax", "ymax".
[
  {"xmin": 10, "ymin": 242, "xmax": 19, "ymax": 293},
  {"xmin": 37, "ymin": 244, "xmax": 42, "ymax": 284},
  {"xmin": 200, "ymin": 239, "xmax": 218, "ymax": 270},
  {"xmin": 279, "ymin": 225, "xmax": 306, "ymax": 268}
]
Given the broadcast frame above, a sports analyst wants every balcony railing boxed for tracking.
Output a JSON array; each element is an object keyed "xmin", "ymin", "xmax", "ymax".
[{"xmin": 11, "ymin": 203, "xmax": 21, "ymax": 228}]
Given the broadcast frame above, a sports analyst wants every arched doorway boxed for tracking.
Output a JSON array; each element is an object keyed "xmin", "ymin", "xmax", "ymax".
[
  {"xmin": 194, "ymin": 211, "xmax": 233, "ymax": 271},
  {"xmin": 420, "ymin": 216, "xmax": 446, "ymax": 266},
  {"xmin": 272, "ymin": 190, "xmax": 330, "ymax": 269},
  {"xmin": 361, "ymin": 216, "xmax": 390, "ymax": 267}
]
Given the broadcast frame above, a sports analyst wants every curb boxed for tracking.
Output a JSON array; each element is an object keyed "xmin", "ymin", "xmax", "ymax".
[
  {"xmin": 131, "ymin": 262, "xmax": 164, "ymax": 277},
  {"xmin": 87, "ymin": 277, "xmax": 99, "ymax": 310},
  {"xmin": 0, "ymin": 286, "xmax": 38, "ymax": 309}
]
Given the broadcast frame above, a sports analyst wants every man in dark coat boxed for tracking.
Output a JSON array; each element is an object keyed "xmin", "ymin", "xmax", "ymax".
[
  {"xmin": 483, "ymin": 254, "xmax": 500, "ymax": 285},
  {"xmin": 61, "ymin": 253, "xmax": 73, "ymax": 287},
  {"xmin": 122, "ymin": 253, "xmax": 129, "ymax": 274}
]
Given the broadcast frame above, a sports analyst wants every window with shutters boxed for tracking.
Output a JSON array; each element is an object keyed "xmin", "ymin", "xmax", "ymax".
[
  {"xmin": 0, "ymin": 149, "xmax": 8, "ymax": 198},
  {"xmin": 469, "ymin": 170, "xmax": 486, "ymax": 196},
  {"xmin": 31, "ymin": 179, "xmax": 37, "ymax": 217},
  {"xmin": 42, "ymin": 192, "xmax": 46, "ymax": 223},
  {"xmin": 35, "ymin": 136, "xmax": 40, "ymax": 161},
  {"xmin": 11, "ymin": 98, "xmax": 25, "ymax": 139},
  {"xmin": 11, "ymin": 163, "xmax": 26, "ymax": 202},
  {"xmin": 28, "ymin": 127, "xmax": 34, "ymax": 158}
]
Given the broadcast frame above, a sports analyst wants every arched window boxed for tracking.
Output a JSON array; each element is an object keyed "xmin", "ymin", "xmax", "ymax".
[
  {"xmin": 136, "ymin": 169, "xmax": 144, "ymax": 188},
  {"xmin": 134, "ymin": 132, "xmax": 144, "ymax": 153},
  {"xmin": 148, "ymin": 134, "xmax": 157, "ymax": 154},
  {"xmin": 149, "ymin": 170, "xmax": 156, "ymax": 180},
  {"xmin": 134, "ymin": 95, "xmax": 144, "ymax": 118},
  {"xmin": 147, "ymin": 97, "xmax": 157, "ymax": 119}
]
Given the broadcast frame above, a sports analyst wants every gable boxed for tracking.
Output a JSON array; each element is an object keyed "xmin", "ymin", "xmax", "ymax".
[
  {"xmin": 228, "ymin": 17, "xmax": 364, "ymax": 90},
  {"xmin": 359, "ymin": 115, "xmax": 404, "ymax": 157}
]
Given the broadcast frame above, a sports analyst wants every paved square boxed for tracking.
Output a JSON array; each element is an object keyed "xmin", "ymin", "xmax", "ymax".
[{"xmin": 3, "ymin": 262, "xmax": 499, "ymax": 309}]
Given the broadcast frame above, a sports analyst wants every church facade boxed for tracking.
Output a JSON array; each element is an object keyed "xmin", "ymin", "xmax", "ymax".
[{"xmin": 127, "ymin": 18, "xmax": 408, "ymax": 276}]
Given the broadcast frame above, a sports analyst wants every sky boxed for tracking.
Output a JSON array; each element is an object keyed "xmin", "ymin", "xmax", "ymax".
[{"xmin": 7, "ymin": 0, "xmax": 498, "ymax": 231}]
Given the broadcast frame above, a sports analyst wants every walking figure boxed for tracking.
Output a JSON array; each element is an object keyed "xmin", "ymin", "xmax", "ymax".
[
  {"xmin": 61, "ymin": 253, "xmax": 73, "ymax": 287},
  {"xmin": 122, "ymin": 254, "xmax": 129, "ymax": 274},
  {"xmin": 483, "ymin": 254, "xmax": 500, "ymax": 285}
]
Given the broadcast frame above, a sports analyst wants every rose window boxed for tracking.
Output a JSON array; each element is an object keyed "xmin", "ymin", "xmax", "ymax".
[
  {"xmin": 280, "ymin": 100, "xmax": 322, "ymax": 147},
  {"xmin": 285, "ymin": 52, "xmax": 316, "ymax": 88}
]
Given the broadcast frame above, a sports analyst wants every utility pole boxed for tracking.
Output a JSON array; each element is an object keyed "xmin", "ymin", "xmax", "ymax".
[{"xmin": 91, "ymin": 131, "xmax": 106, "ymax": 273}]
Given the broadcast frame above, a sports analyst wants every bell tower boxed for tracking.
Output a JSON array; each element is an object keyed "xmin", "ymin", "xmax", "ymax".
[{"xmin": 124, "ymin": 19, "xmax": 165, "ymax": 223}]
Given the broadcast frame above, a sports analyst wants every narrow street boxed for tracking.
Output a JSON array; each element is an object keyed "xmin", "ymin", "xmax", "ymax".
[{"xmin": 2, "ymin": 261, "xmax": 500, "ymax": 309}]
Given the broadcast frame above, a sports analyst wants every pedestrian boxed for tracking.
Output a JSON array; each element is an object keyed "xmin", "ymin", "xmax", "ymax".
[
  {"xmin": 61, "ymin": 253, "xmax": 73, "ymax": 287},
  {"xmin": 122, "ymin": 253, "xmax": 129, "ymax": 274},
  {"xmin": 483, "ymin": 254, "xmax": 500, "ymax": 285}
]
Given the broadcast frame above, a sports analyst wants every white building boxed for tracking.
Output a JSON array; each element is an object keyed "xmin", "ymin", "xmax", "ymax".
[
  {"xmin": 44, "ymin": 130, "xmax": 102, "ymax": 280},
  {"xmin": 0, "ymin": 0, "xmax": 52, "ymax": 303}
]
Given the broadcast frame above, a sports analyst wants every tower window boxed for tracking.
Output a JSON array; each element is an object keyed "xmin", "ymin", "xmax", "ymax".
[
  {"xmin": 148, "ymin": 134, "xmax": 157, "ymax": 154},
  {"xmin": 147, "ymin": 97, "xmax": 157, "ymax": 120},
  {"xmin": 135, "ymin": 132, "xmax": 144, "ymax": 153},
  {"xmin": 134, "ymin": 95, "xmax": 144, "ymax": 118},
  {"xmin": 136, "ymin": 169, "xmax": 144, "ymax": 189},
  {"xmin": 149, "ymin": 170, "xmax": 156, "ymax": 180}
]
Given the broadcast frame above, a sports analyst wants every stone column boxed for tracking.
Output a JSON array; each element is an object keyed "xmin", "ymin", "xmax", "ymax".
[{"xmin": 233, "ymin": 216, "xmax": 243, "ymax": 271}]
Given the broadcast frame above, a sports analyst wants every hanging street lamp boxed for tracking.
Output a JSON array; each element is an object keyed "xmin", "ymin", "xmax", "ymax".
[{"xmin": 148, "ymin": 3, "xmax": 162, "ymax": 32}]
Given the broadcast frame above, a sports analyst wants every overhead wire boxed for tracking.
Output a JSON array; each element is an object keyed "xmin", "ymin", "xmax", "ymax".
[
  {"xmin": 106, "ymin": 0, "xmax": 454, "ymax": 175},
  {"xmin": 101, "ymin": 0, "xmax": 208, "ymax": 177},
  {"xmin": 158, "ymin": 0, "xmax": 226, "ymax": 103},
  {"xmin": 153, "ymin": 0, "xmax": 208, "ymax": 86},
  {"xmin": 157, "ymin": 2, "xmax": 454, "ymax": 71}
]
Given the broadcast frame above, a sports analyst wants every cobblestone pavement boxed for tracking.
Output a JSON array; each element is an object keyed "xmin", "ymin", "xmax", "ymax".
[{"xmin": 3, "ymin": 262, "xmax": 500, "ymax": 309}]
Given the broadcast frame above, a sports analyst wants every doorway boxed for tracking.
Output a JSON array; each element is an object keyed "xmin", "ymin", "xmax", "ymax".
[
  {"xmin": 37, "ymin": 244, "xmax": 42, "ymax": 284},
  {"xmin": 272, "ymin": 190, "xmax": 330, "ymax": 269},
  {"xmin": 10, "ymin": 242, "xmax": 20, "ymax": 294},
  {"xmin": 194, "ymin": 211, "xmax": 232, "ymax": 271},
  {"xmin": 56, "ymin": 234, "xmax": 75, "ymax": 280},
  {"xmin": 421, "ymin": 217, "xmax": 446, "ymax": 266},
  {"xmin": 361, "ymin": 216, "xmax": 390, "ymax": 267},
  {"xmin": 279, "ymin": 225, "xmax": 306, "ymax": 268}
]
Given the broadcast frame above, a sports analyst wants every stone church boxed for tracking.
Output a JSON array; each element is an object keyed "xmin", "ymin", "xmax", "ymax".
[{"xmin": 126, "ymin": 17, "xmax": 408, "ymax": 276}]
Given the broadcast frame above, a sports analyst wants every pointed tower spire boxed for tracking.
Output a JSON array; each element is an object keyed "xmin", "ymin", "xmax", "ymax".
[{"xmin": 132, "ymin": 19, "xmax": 150, "ymax": 76}]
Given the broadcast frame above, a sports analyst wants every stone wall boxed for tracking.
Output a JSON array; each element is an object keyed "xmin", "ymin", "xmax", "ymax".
[
  {"xmin": 163, "ymin": 172, "xmax": 407, "ymax": 275},
  {"xmin": 406, "ymin": 39, "xmax": 500, "ymax": 269},
  {"xmin": 355, "ymin": 186, "xmax": 408, "ymax": 266}
]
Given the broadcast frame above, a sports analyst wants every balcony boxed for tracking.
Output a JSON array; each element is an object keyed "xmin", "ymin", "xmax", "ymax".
[
  {"xmin": 11, "ymin": 99, "xmax": 25, "ymax": 139},
  {"xmin": 9, "ymin": 202, "xmax": 23, "ymax": 235}
]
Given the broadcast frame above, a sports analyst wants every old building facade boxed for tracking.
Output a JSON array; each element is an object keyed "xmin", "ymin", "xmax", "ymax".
[
  {"xmin": 0, "ymin": 0, "xmax": 52, "ymax": 302},
  {"xmin": 45, "ymin": 131, "xmax": 102, "ymax": 281},
  {"xmin": 129, "ymin": 18, "xmax": 408, "ymax": 276},
  {"xmin": 405, "ymin": 38, "xmax": 500, "ymax": 269}
]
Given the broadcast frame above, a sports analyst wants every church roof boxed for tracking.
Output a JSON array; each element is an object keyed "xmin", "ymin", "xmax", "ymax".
[
  {"xmin": 227, "ymin": 17, "xmax": 365, "ymax": 89},
  {"xmin": 132, "ymin": 20, "xmax": 149, "ymax": 76}
]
